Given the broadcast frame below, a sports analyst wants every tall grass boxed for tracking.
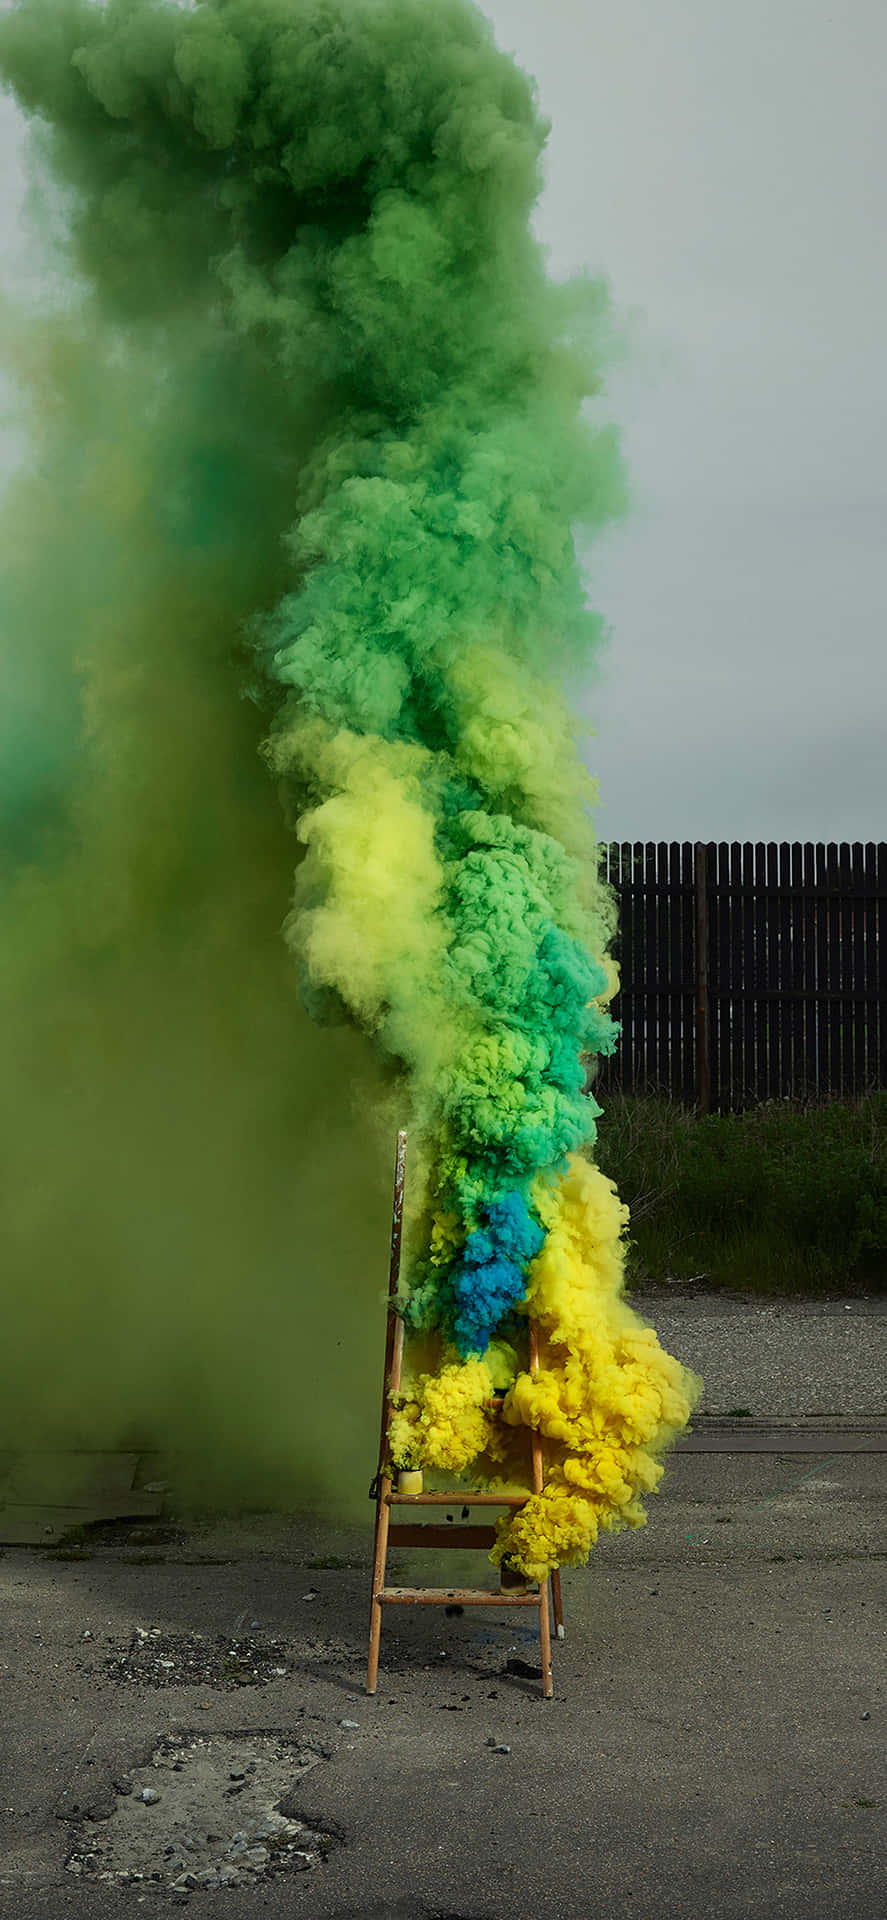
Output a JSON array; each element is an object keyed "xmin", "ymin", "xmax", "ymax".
[{"xmin": 592, "ymin": 1092, "xmax": 887, "ymax": 1294}]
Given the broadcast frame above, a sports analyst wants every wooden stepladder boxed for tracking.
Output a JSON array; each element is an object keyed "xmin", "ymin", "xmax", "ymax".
[{"xmin": 366, "ymin": 1131, "xmax": 564, "ymax": 1700}]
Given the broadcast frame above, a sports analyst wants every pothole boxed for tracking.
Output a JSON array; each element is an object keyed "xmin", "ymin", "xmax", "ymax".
[
  {"xmin": 66, "ymin": 1730, "xmax": 341, "ymax": 1897},
  {"xmin": 102, "ymin": 1626, "xmax": 291, "ymax": 1690}
]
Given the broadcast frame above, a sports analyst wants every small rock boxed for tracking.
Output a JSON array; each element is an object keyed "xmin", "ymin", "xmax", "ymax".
[
  {"xmin": 244, "ymin": 1846, "xmax": 269, "ymax": 1866},
  {"xmin": 301, "ymin": 1590, "xmax": 317, "ymax": 1602},
  {"xmin": 229, "ymin": 1769, "xmax": 246, "ymax": 1781},
  {"xmin": 339, "ymin": 1718, "xmax": 359, "ymax": 1730},
  {"xmin": 140, "ymin": 1788, "xmax": 161, "ymax": 1805},
  {"xmin": 487, "ymin": 1740, "xmax": 511, "ymax": 1754},
  {"xmin": 861, "ymin": 1711, "xmax": 871, "ymax": 1720}
]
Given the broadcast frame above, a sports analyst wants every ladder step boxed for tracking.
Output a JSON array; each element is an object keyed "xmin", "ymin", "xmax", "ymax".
[
  {"xmin": 388, "ymin": 1523, "xmax": 498, "ymax": 1550},
  {"xmin": 388, "ymin": 1491, "xmax": 529, "ymax": 1507},
  {"xmin": 378, "ymin": 1586, "xmax": 540, "ymax": 1607}
]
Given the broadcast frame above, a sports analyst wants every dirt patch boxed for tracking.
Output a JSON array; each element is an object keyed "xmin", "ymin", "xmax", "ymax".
[
  {"xmin": 65, "ymin": 1730, "xmax": 341, "ymax": 1897},
  {"xmin": 101, "ymin": 1625, "xmax": 291, "ymax": 1689}
]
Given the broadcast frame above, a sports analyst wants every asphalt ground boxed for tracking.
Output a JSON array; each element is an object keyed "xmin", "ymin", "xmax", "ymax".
[
  {"xmin": 1, "ymin": 1295, "xmax": 885, "ymax": 1920},
  {"xmin": 634, "ymin": 1291, "xmax": 887, "ymax": 1419}
]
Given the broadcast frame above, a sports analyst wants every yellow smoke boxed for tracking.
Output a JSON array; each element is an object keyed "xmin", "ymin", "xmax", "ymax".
[
  {"xmin": 390, "ymin": 1354, "xmax": 496, "ymax": 1476},
  {"xmin": 389, "ymin": 1154, "xmax": 701, "ymax": 1579}
]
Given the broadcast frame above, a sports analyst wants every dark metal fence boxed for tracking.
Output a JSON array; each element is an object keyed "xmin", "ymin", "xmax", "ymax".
[{"xmin": 596, "ymin": 842, "xmax": 887, "ymax": 1111}]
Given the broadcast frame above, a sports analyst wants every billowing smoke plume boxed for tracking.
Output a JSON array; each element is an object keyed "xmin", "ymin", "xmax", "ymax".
[{"xmin": 0, "ymin": 0, "xmax": 699, "ymax": 1567}]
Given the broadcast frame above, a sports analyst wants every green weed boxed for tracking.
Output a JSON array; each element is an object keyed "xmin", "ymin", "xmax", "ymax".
[{"xmin": 593, "ymin": 1092, "xmax": 887, "ymax": 1295}]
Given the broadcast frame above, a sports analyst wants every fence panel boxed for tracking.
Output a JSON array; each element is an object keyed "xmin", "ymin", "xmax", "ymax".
[{"xmin": 596, "ymin": 841, "xmax": 887, "ymax": 1109}]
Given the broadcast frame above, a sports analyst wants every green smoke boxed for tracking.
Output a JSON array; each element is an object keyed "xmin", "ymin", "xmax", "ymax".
[
  {"xmin": 0, "ymin": 298, "xmax": 401, "ymax": 1503},
  {"xmin": 0, "ymin": 0, "xmax": 637, "ymax": 1523}
]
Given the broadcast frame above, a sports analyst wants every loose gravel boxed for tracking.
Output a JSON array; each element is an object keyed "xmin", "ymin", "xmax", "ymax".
[{"xmin": 101, "ymin": 1625, "xmax": 291, "ymax": 1690}]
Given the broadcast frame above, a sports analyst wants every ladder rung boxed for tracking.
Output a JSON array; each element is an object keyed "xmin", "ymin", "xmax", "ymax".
[
  {"xmin": 388, "ymin": 1491, "xmax": 529, "ymax": 1507},
  {"xmin": 378, "ymin": 1586, "xmax": 540, "ymax": 1607},
  {"xmin": 388, "ymin": 1523, "xmax": 498, "ymax": 1550}
]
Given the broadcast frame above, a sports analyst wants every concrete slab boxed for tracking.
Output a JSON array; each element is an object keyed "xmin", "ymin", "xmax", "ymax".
[
  {"xmin": 635, "ymin": 1292, "xmax": 887, "ymax": 1420},
  {"xmin": 0, "ymin": 1454, "xmax": 163, "ymax": 1545},
  {"xmin": 1, "ymin": 1438, "xmax": 884, "ymax": 1920}
]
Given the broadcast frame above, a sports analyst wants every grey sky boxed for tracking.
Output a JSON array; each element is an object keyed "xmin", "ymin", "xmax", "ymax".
[
  {"xmin": 1, "ymin": 0, "xmax": 884, "ymax": 841},
  {"xmin": 485, "ymin": 0, "xmax": 886, "ymax": 842}
]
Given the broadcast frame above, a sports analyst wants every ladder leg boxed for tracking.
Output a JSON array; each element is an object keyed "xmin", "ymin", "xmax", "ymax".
[
  {"xmin": 366, "ymin": 1474, "xmax": 392, "ymax": 1695},
  {"xmin": 539, "ymin": 1576, "xmax": 553, "ymax": 1699},
  {"xmin": 367, "ymin": 1309, "xmax": 403, "ymax": 1693},
  {"xmin": 366, "ymin": 1132, "xmax": 408, "ymax": 1697},
  {"xmin": 528, "ymin": 1320, "xmax": 554, "ymax": 1694},
  {"xmin": 551, "ymin": 1566, "xmax": 565, "ymax": 1641}
]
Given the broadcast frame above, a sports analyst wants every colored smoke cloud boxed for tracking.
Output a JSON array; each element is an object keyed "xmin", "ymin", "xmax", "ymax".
[{"xmin": 0, "ymin": 0, "xmax": 699, "ymax": 1562}]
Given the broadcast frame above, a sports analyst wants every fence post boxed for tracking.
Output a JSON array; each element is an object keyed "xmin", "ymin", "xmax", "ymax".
[{"xmin": 694, "ymin": 842, "xmax": 712, "ymax": 1112}]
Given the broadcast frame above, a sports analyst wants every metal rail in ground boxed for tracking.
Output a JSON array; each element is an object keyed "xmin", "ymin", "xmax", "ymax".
[{"xmin": 679, "ymin": 1418, "xmax": 887, "ymax": 1452}]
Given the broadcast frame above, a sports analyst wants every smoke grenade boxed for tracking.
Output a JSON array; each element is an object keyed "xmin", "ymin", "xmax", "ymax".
[{"xmin": 0, "ymin": 0, "xmax": 700, "ymax": 1569}]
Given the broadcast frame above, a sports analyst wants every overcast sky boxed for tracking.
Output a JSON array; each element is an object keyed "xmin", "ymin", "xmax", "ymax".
[
  {"xmin": 486, "ymin": 0, "xmax": 886, "ymax": 843},
  {"xmin": 1, "ymin": 0, "xmax": 884, "ymax": 843}
]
